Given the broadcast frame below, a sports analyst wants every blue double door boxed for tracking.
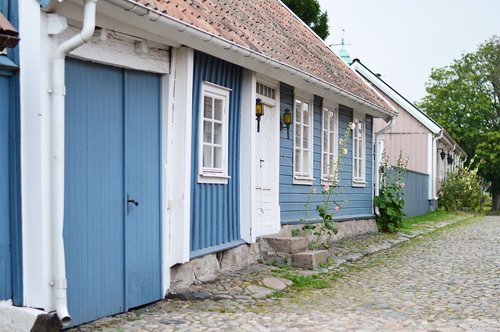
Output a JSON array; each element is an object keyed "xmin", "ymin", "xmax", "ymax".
[{"xmin": 64, "ymin": 59, "xmax": 162, "ymax": 325}]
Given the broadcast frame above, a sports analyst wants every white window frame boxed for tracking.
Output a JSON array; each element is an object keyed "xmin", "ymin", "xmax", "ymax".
[
  {"xmin": 197, "ymin": 81, "xmax": 231, "ymax": 184},
  {"xmin": 352, "ymin": 113, "xmax": 366, "ymax": 186},
  {"xmin": 293, "ymin": 95, "xmax": 314, "ymax": 185},
  {"xmin": 321, "ymin": 105, "xmax": 338, "ymax": 184}
]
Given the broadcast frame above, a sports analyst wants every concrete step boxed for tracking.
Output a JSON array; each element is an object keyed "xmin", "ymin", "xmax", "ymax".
[
  {"xmin": 260, "ymin": 236, "xmax": 309, "ymax": 254},
  {"xmin": 291, "ymin": 250, "xmax": 329, "ymax": 269}
]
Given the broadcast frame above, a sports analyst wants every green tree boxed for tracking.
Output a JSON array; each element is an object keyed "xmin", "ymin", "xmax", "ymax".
[
  {"xmin": 282, "ymin": 0, "xmax": 330, "ymax": 40},
  {"xmin": 417, "ymin": 36, "xmax": 500, "ymax": 210}
]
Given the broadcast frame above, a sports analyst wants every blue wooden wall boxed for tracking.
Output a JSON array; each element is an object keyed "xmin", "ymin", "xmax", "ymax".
[
  {"xmin": 279, "ymin": 83, "xmax": 374, "ymax": 224},
  {"xmin": 0, "ymin": 0, "xmax": 22, "ymax": 304},
  {"xmin": 190, "ymin": 52, "xmax": 242, "ymax": 257},
  {"xmin": 402, "ymin": 170, "xmax": 430, "ymax": 217}
]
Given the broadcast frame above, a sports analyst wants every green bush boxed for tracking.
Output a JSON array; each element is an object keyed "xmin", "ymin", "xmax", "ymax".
[
  {"xmin": 374, "ymin": 150, "xmax": 408, "ymax": 233},
  {"xmin": 438, "ymin": 162, "xmax": 488, "ymax": 213}
]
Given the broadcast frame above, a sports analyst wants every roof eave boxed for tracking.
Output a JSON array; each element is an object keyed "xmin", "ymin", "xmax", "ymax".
[{"xmin": 351, "ymin": 59, "xmax": 441, "ymax": 133}]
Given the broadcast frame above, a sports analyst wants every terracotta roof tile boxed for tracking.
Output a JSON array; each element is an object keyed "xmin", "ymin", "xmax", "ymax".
[{"xmin": 135, "ymin": 0, "xmax": 393, "ymax": 112}]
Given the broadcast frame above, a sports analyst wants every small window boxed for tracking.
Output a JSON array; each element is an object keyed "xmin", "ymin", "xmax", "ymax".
[
  {"xmin": 321, "ymin": 106, "xmax": 338, "ymax": 182},
  {"xmin": 293, "ymin": 97, "xmax": 313, "ymax": 183},
  {"xmin": 352, "ymin": 113, "xmax": 366, "ymax": 185},
  {"xmin": 256, "ymin": 82, "xmax": 276, "ymax": 100},
  {"xmin": 198, "ymin": 82, "xmax": 230, "ymax": 184}
]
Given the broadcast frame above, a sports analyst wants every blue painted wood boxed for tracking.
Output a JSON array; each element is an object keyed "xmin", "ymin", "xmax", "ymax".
[
  {"xmin": 124, "ymin": 69, "xmax": 162, "ymax": 309},
  {"xmin": 402, "ymin": 170, "xmax": 430, "ymax": 217},
  {"xmin": 65, "ymin": 59, "xmax": 161, "ymax": 326},
  {"xmin": 0, "ymin": 74, "xmax": 12, "ymax": 301},
  {"xmin": 190, "ymin": 52, "xmax": 242, "ymax": 256},
  {"xmin": 279, "ymin": 86, "xmax": 374, "ymax": 223},
  {"xmin": 1, "ymin": 0, "xmax": 23, "ymax": 305}
]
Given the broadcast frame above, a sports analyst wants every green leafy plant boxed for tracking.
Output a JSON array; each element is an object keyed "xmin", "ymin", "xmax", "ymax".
[
  {"xmin": 438, "ymin": 157, "xmax": 489, "ymax": 213},
  {"xmin": 374, "ymin": 150, "xmax": 408, "ymax": 233},
  {"xmin": 299, "ymin": 123, "xmax": 352, "ymax": 248}
]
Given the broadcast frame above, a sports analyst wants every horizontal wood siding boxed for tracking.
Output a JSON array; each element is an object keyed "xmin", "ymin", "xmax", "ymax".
[
  {"xmin": 279, "ymin": 82, "xmax": 373, "ymax": 223},
  {"xmin": 190, "ymin": 52, "xmax": 242, "ymax": 255},
  {"xmin": 402, "ymin": 170, "xmax": 430, "ymax": 217}
]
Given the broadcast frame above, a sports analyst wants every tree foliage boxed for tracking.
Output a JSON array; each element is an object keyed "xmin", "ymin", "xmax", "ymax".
[
  {"xmin": 282, "ymin": 0, "xmax": 330, "ymax": 40},
  {"xmin": 417, "ymin": 36, "xmax": 500, "ymax": 199}
]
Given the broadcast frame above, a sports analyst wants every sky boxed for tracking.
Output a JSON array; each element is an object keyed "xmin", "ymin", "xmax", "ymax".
[{"xmin": 318, "ymin": 0, "xmax": 500, "ymax": 103}]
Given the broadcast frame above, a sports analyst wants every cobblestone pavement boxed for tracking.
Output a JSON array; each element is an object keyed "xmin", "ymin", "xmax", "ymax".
[{"xmin": 77, "ymin": 215, "xmax": 499, "ymax": 331}]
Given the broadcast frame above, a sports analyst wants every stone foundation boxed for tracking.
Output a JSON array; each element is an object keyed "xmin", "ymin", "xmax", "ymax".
[
  {"xmin": 279, "ymin": 218, "xmax": 378, "ymax": 242},
  {"xmin": 169, "ymin": 218, "xmax": 377, "ymax": 291},
  {"xmin": 169, "ymin": 243, "xmax": 260, "ymax": 291}
]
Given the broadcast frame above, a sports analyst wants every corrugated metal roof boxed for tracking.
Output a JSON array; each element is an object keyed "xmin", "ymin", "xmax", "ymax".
[{"xmin": 133, "ymin": 0, "xmax": 394, "ymax": 114}]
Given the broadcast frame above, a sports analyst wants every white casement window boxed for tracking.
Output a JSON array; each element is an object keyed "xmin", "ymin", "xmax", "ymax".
[
  {"xmin": 352, "ymin": 113, "xmax": 366, "ymax": 186},
  {"xmin": 321, "ymin": 106, "xmax": 338, "ymax": 183},
  {"xmin": 293, "ymin": 96, "xmax": 313, "ymax": 184},
  {"xmin": 198, "ymin": 82, "xmax": 230, "ymax": 184}
]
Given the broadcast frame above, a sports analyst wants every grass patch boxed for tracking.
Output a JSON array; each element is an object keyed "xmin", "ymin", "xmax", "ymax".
[{"xmin": 399, "ymin": 210, "xmax": 466, "ymax": 233}]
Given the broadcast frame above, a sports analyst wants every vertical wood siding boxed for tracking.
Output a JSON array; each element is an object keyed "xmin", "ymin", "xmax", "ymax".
[
  {"xmin": 65, "ymin": 59, "xmax": 162, "ymax": 326},
  {"xmin": 190, "ymin": 52, "xmax": 242, "ymax": 256},
  {"xmin": 402, "ymin": 170, "xmax": 430, "ymax": 217},
  {"xmin": 0, "ymin": 73, "xmax": 11, "ymax": 301},
  {"xmin": 279, "ymin": 83, "xmax": 373, "ymax": 223}
]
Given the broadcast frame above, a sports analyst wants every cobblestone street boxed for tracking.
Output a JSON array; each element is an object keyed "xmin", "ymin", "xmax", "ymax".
[{"xmin": 79, "ymin": 215, "xmax": 500, "ymax": 331}]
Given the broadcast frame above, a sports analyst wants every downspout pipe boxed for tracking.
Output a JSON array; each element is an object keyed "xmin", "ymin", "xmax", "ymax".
[
  {"xmin": 373, "ymin": 118, "xmax": 395, "ymax": 214},
  {"xmin": 431, "ymin": 130, "xmax": 444, "ymax": 204},
  {"xmin": 49, "ymin": 0, "xmax": 97, "ymax": 326}
]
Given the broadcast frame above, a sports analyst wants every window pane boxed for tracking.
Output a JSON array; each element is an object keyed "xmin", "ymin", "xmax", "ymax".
[
  {"xmin": 295, "ymin": 123, "xmax": 302, "ymax": 147},
  {"xmin": 204, "ymin": 96, "xmax": 213, "ymax": 119},
  {"xmin": 214, "ymin": 123, "xmax": 222, "ymax": 144},
  {"xmin": 214, "ymin": 99, "xmax": 223, "ymax": 120},
  {"xmin": 214, "ymin": 146, "xmax": 222, "ymax": 169},
  {"xmin": 353, "ymin": 159, "xmax": 358, "ymax": 177},
  {"xmin": 303, "ymin": 103, "xmax": 309, "ymax": 125},
  {"xmin": 203, "ymin": 121, "xmax": 212, "ymax": 143},
  {"xmin": 303, "ymin": 150, "xmax": 310, "ymax": 175},
  {"xmin": 303, "ymin": 125, "xmax": 309, "ymax": 147},
  {"xmin": 329, "ymin": 133, "xmax": 335, "ymax": 153},
  {"xmin": 295, "ymin": 101, "xmax": 302, "ymax": 123},
  {"xmin": 295, "ymin": 149, "xmax": 301, "ymax": 173},
  {"xmin": 203, "ymin": 145, "xmax": 212, "ymax": 168},
  {"xmin": 330, "ymin": 112, "xmax": 335, "ymax": 130},
  {"xmin": 323, "ymin": 131, "xmax": 327, "ymax": 149},
  {"xmin": 323, "ymin": 111, "xmax": 328, "ymax": 130}
]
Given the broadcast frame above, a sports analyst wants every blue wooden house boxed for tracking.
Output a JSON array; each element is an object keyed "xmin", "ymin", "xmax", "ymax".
[
  {"xmin": 0, "ymin": 0, "xmax": 22, "ymax": 310},
  {"xmin": 4, "ymin": 0, "xmax": 397, "ymax": 328}
]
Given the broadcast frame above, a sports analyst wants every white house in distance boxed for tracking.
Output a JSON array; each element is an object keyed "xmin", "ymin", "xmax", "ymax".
[{"xmin": 351, "ymin": 58, "xmax": 467, "ymax": 215}]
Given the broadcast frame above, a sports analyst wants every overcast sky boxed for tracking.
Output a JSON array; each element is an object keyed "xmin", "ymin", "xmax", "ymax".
[{"xmin": 318, "ymin": 0, "xmax": 500, "ymax": 103}]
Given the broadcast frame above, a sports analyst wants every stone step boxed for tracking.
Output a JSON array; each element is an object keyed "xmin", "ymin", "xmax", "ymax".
[
  {"xmin": 260, "ymin": 236, "xmax": 309, "ymax": 254},
  {"xmin": 291, "ymin": 250, "xmax": 329, "ymax": 269}
]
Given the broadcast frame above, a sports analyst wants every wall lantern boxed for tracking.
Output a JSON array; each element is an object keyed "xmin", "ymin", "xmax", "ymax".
[
  {"xmin": 447, "ymin": 153, "xmax": 454, "ymax": 164},
  {"xmin": 440, "ymin": 149, "xmax": 446, "ymax": 161},
  {"xmin": 255, "ymin": 98, "xmax": 264, "ymax": 132},
  {"xmin": 280, "ymin": 108, "xmax": 293, "ymax": 139}
]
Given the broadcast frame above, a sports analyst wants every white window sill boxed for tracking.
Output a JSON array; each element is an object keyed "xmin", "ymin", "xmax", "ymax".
[
  {"xmin": 321, "ymin": 177, "xmax": 339, "ymax": 186},
  {"xmin": 352, "ymin": 180, "xmax": 367, "ymax": 188},
  {"xmin": 198, "ymin": 173, "xmax": 230, "ymax": 184},
  {"xmin": 293, "ymin": 176, "xmax": 315, "ymax": 185}
]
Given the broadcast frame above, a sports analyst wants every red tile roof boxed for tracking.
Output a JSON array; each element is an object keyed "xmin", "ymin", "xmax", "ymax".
[{"xmin": 135, "ymin": 0, "xmax": 393, "ymax": 113}]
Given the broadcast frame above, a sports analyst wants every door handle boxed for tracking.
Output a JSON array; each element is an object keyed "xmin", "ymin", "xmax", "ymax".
[{"xmin": 127, "ymin": 196, "xmax": 139, "ymax": 206}]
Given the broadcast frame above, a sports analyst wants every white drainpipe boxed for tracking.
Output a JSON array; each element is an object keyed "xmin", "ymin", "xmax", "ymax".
[
  {"xmin": 48, "ymin": 0, "xmax": 97, "ymax": 326},
  {"xmin": 431, "ymin": 130, "xmax": 444, "ymax": 205},
  {"xmin": 373, "ymin": 118, "xmax": 395, "ymax": 214}
]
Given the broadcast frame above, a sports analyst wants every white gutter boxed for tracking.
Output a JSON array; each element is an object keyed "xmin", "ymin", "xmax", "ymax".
[
  {"xmin": 46, "ymin": 0, "xmax": 97, "ymax": 326},
  {"xmin": 104, "ymin": 0, "xmax": 395, "ymax": 119}
]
